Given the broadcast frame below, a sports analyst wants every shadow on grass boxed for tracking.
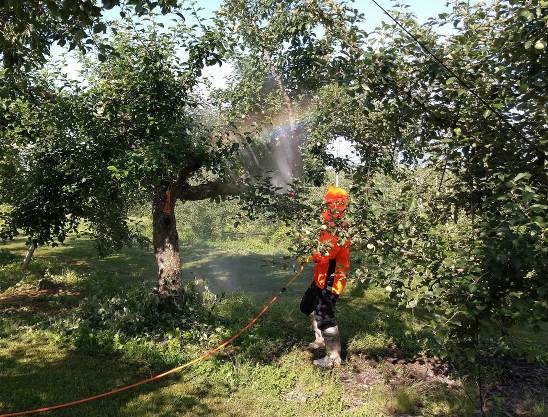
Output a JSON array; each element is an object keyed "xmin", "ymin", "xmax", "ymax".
[
  {"xmin": 0, "ymin": 238, "xmax": 309, "ymax": 415},
  {"xmin": 213, "ymin": 280, "xmax": 434, "ymax": 365},
  {"xmin": 0, "ymin": 335, "xmax": 245, "ymax": 417},
  {"xmin": 1, "ymin": 237, "xmax": 301, "ymax": 299},
  {"xmin": 2, "ymin": 237, "xmax": 547, "ymax": 417},
  {"xmin": 0, "ymin": 338, "xmax": 142, "ymax": 417}
]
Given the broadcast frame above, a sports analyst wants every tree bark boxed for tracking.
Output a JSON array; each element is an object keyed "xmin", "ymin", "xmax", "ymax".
[
  {"xmin": 152, "ymin": 177, "xmax": 244, "ymax": 297},
  {"xmin": 152, "ymin": 183, "xmax": 182, "ymax": 298}
]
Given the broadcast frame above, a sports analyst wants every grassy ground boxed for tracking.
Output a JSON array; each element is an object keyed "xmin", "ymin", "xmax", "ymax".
[{"xmin": 1, "ymin": 237, "xmax": 547, "ymax": 417}]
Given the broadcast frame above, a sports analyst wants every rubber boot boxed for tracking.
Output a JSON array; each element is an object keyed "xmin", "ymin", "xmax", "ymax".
[
  {"xmin": 308, "ymin": 313, "xmax": 325, "ymax": 350},
  {"xmin": 313, "ymin": 326, "xmax": 342, "ymax": 368}
]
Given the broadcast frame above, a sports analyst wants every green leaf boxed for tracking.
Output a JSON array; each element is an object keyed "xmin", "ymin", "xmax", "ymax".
[
  {"xmin": 93, "ymin": 23, "xmax": 106, "ymax": 34},
  {"xmin": 102, "ymin": 0, "xmax": 117, "ymax": 10},
  {"xmin": 518, "ymin": 9, "xmax": 533, "ymax": 20},
  {"xmin": 513, "ymin": 172, "xmax": 531, "ymax": 182}
]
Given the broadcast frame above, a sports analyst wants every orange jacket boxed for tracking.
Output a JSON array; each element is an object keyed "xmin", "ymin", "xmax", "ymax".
[{"xmin": 312, "ymin": 186, "xmax": 351, "ymax": 295}]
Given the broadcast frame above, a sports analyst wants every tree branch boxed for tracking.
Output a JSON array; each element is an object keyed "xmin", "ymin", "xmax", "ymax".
[
  {"xmin": 176, "ymin": 159, "xmax": 203, "ymax": 184},
  {"xmin": 178, "ymin": 181, "xmax": 245, "ymax": 201}
]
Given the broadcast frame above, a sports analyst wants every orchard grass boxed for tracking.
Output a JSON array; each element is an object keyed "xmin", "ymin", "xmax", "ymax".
[{"xmin": 1, "ymin": 236, "xmax": 546, "ymax": 417}]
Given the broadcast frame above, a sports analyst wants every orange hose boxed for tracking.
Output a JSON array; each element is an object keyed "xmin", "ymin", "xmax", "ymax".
[{"xmin": 0, "ymin": 264, "xmax": 304, "ymax": 417}]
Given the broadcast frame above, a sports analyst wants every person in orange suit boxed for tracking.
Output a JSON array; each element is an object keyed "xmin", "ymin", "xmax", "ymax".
[{"xmin": 300, "ymin": 185, "xmax": 351, "ymax": 368}]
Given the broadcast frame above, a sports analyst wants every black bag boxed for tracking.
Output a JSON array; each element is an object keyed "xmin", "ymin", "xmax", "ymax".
[{"xmin": 299, "ymin": 284, "xmax": 318, "ymax": 315}]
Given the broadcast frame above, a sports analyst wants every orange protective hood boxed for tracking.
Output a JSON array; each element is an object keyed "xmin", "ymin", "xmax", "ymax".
[{"xmin": 322, "ymin": 185, "xmax": 349, "ymax": 223}]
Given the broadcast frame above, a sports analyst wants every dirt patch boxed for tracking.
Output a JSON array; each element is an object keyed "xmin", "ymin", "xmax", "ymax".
[
  {"xmin": 338, "ymin": 353, "xmax": 463, "ymax": 411},
  {"xmin": 340, "ymin": 354, "xmax": 548, "ymax": 416},
  {"xmin": 341, "ymin": 357, "xmax": 385, "ymax": 387},
  {"xmin": 484, "ymin": 359, "xmax": 548, "ymax": 416},
  {"xmin": 387, "ymin": 356, "xmax": 460, "ymax": 388},
  {"xmin": 339, "ymin": 357, "xmax": 386, "ymax": 407},
  {"xmin": 341, "ymin": 354, "xmax": 460, "ymax": 389}
]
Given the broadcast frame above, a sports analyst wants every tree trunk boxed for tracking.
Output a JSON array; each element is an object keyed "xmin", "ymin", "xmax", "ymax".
[
  {"xmin": 152, "ymin": 184, "xmax": 182, "ymax": 298},
  {"xmin": 22, "ymin": 243, "xmax": 36, "ymax": 269}
]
